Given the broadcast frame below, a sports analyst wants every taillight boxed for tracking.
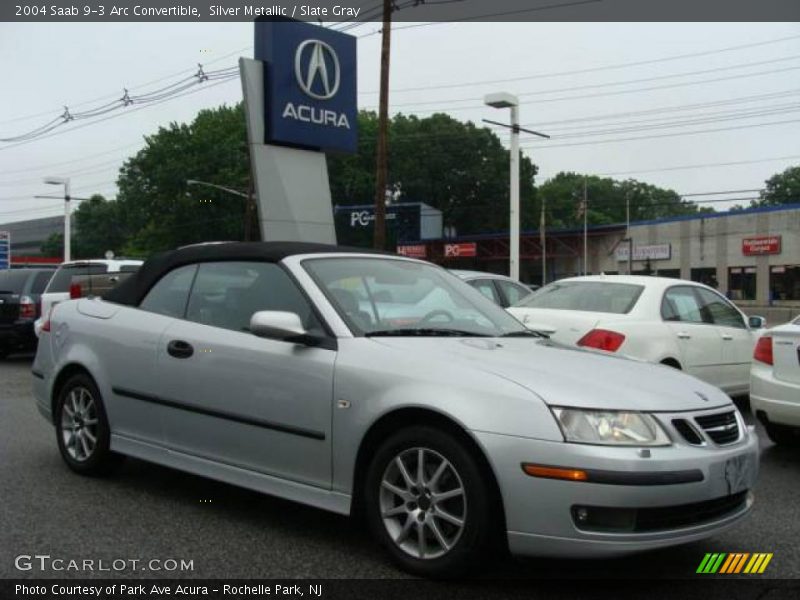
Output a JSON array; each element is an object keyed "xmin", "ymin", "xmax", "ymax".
[
  {"xmin": 754, "ymin": 336, "xmax": 773, "ymax": 365},
  {"xmin": 69, "ymin": 283, "xmax": 82, "ymax": 299},
  {"xmin": 41, "ymin": 305, "xmax": 55, "ymax": 333},
  {"xmin": 577, "ymin": 329, "xmax": 626, "ymax": 352},
  {"xmin": 19, "ymin": 295, "xmax": 35, "ymax": 319}
]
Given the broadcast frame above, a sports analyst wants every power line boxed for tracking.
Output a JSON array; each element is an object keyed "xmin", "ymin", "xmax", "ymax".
[
  {"xmin": 597, "ymin": 154, "xmax": 800, "ymax": 177},
  {"xmin": 0, "ymin": 66, "xmax": 237, "ymax": 144},
  {"xmin": 373, "ymin": 56, "xmax": 800, "ymax": 111},
  {"xmin": 0, "ymin": 74, "xmax": 239, "ymax": 151},
  {"xmin": 361, "ymin": 33, "xmax": 800, "ymax": 94},
  {"xmin": 520, "ymin": 117, "xmax": 800, "ymax": 150}
]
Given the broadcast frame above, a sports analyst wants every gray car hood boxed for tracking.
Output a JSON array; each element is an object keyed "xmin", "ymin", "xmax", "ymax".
[{"xmin": 369, "ymin": 336, "xmax": 731, "ymax": 413}]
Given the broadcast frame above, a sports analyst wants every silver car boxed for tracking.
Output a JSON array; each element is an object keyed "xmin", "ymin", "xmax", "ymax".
[{"xmin": 32, "ymin": 242, "xmax": 759, "ymax": 576}]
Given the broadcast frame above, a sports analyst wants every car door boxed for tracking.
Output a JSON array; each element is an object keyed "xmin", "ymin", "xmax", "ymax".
[
  {"xmin": 661, "ymin": 285, "xmax": 725, "ymax": 387},
  {"xmin": 694, "ymin": 287, "xmax": 753, "ymax": 393},
  {"xmin": 155, "ymin": 261, "xmax": 336, "ymax": 489},
  {"xmin": 105, "ymin": 264, "xmax": 198, "ymax": 446}
]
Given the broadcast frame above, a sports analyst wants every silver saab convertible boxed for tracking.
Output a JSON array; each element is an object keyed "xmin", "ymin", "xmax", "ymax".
[{"xmin": 32, "ymin": 242, "xmax": 759, "ymax": 576}]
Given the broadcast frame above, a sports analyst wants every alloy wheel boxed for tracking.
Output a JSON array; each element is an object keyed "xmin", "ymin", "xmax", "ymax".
[
  {"xmin": 60, "ymin": 386, "xmax": 99, "ymax": 462},
  {"xmin": 379, "ymin": 447, "xmax": 467, "ymax": 560}
]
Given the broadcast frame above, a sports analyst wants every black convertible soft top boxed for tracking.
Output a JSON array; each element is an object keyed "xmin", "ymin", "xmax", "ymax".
[{"xmin": 103, "ymin": 241, "xmax": 386, "ymax": 307}]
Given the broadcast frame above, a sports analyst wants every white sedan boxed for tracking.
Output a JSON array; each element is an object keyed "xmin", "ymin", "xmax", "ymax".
[
  {"xmin": 751, "ymin": 317, "xmax": 800, "ymax": 446},
  {"xmin": 507, "ymin": 275, "xmax": 765, "ymax": 397}
]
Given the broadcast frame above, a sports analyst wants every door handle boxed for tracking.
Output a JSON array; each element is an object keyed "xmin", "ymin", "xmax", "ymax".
[
  {"xmin": 677, "ymin": 332, "xmax": 691, "ymax": 339},
  {"xmin": 167, "ymin": 339, "xmax": 194, "ymax": 359},
  {"xmin": 721, "ymin": 334, "xmax": 734, "ymax": 341}
]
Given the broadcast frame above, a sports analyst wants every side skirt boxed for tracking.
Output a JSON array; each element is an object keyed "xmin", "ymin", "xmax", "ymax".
[{"xmin": 111, "ymin": 434, "xmax": 351, "ymax": 516}]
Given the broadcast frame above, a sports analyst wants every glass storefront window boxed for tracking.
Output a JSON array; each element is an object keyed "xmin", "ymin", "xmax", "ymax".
[
  {"xmin": 690, "ymin": 267, "xmax": 718, "ymax": 289},
  {"xmin": 728, "ymin": 267, "xmax": 757, "ymax": 301},
  {"xmin": 770, "ymin": 265, "xmax": 800, "ymax": 302}
]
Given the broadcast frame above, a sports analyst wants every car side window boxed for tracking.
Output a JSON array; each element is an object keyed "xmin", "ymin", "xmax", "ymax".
[
  {"xmin": 468, "ymin": 279, "xmax": 501, "ymax": 304},
  {"xmin": 695, "ymin": 288, "xmax": 746, "ymax": 329},
  {"xmin": 662, "ymin": 287, "xmax": 706, "ymax": 324},
  {"xmin": 185, "ymin": 261, "xmax": 323, "ymax": 335},
  {"xmin": 139, "ymin": 265, "xmax": 198, "ymax": 318},
  {"xmin": 497, "ymin": 280, "xmax": 530, "ymax": 306}
]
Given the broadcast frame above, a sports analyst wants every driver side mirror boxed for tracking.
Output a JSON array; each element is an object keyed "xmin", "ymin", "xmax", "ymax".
[
  {"xmin": 748, "ymin": 315, "xmax": 767, "ymax": 329},
  {"xmin": 250, "ymin": 311, "xmax": 317, "ymax": 345}
]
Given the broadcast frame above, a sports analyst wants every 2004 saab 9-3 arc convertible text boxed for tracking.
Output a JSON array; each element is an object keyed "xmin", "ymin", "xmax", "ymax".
[{"xmin": 32, "ymin": 242, "xmax": 759, "ymax": 577}]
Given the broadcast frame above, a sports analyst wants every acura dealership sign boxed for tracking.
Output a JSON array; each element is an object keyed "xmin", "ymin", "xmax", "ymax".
[{"xmin": 255, "ymin": 19, "xmax": 357, "ymax": 153}]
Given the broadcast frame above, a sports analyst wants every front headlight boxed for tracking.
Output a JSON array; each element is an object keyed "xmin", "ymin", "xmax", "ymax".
[{"xmin": 551, "ymin": 407, "xmax": 671, "ymax": 446}]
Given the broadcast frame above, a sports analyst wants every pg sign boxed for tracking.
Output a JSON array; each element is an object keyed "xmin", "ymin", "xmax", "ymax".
[{"xmin": 255, "ymin": 19, "xmax": 357, "ymax": 153}]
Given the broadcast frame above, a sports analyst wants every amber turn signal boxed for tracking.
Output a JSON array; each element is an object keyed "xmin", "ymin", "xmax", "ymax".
[{"xmin": 522, "ymin": 464, "xmax": 589, "ymax": 482}]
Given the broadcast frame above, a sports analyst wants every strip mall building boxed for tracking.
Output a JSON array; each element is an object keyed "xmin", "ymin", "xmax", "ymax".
[{"xmin": 400, "ymin": 203, "xmax": 800, "ymax": 310}]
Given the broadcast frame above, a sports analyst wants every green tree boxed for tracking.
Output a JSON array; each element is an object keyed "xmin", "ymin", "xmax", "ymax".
[
  {"xmin": 752, "ymin": 165, "xmax": 800, "ymax": 207},
  {"xmin": 115, "ymin": 104, "xmax": 249, "ymax": 254},
  {"xmin": 327, "ymin": 111, "xmax": 539, "ymax": 237},
  {"xmin": 537, "ymin": 172, "xmax": 710, "ymax": 229},
  {"xmin": 40, "ymin": 194, "xmax": 127, "ymax": 258}
]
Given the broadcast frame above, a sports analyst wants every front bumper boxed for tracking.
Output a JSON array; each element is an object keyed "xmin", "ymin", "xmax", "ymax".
[
  {"xmin": 474, "ymin": 418, "xmax": 759, "ymax": 558},
  {"xmin": 751, "ymin": 362, "xmax": 800, "ymax": 428}
]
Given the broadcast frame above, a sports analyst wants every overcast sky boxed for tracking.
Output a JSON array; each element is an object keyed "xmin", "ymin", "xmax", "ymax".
[{"xmin": 1, "ymin": 21, "xmax": 799, "ymax": 225}]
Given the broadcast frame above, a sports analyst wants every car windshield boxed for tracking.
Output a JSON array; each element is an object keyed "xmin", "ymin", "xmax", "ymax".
[
  {"xmin": 514, "ymin": 281, "xmax": 644, "ymax": 314},
  {"xmin": 303, "ymin": 257, "xmax": 530, "ymax": 337}
]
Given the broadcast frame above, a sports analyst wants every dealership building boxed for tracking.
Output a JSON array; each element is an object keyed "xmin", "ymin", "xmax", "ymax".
[{"xmin": 400, "ymin": 203, "xmax": 800, "ymax": 309}]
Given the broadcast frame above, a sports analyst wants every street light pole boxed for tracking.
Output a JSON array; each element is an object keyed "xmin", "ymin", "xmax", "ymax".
[
  {"xmin": 186, "ymin": 179, "xmax": 249, "ymax": 199},
  {"xmin": 540, "ymin": 195, "xmax": 546, "ymax": 286},
  {"xmin": 483, "ymin": 93, "xmax": 549, "ymax": 282},
  {"xmin": 43, "ymin": 177, "xmax": 71, "ymax": 262}
]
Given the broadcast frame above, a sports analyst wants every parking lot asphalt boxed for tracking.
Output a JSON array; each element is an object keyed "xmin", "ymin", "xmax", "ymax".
[{"xmin": 1, "ymin": 355, "xmax": 798, "ymax": 581}]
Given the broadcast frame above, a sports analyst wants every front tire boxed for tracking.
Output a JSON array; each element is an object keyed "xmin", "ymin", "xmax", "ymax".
[
  {"xmin": 764, "ymin": 422, "xmax": 800, "ymax": 447},
  {"xmin": 54, "ymin": 373, "xmax": 121, "ymax": 475},
  {"xmin": 364, "ymin": 426, "xmax": 494, "ymax": 577}
]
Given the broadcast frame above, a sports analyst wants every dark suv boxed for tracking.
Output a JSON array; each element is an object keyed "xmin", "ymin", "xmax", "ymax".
[{"xmin": 0, "ymin": 268, "xmax": 54, "ymax": 358}]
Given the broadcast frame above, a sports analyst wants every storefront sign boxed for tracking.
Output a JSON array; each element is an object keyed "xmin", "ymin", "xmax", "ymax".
[
  {"xmin": 397, "ymin": 244, "xmax": 427, "ymax": 258},
  {"xmin": 444, "ymin": 242, "xmax": 477, "ymax": 258},
  {"xmin": 742, "ymin": 236, "xmax": 781, "ymax": 256},
  {"xmin": 616, "ymin": 243, "xmax": 671, "ymax": 261}
]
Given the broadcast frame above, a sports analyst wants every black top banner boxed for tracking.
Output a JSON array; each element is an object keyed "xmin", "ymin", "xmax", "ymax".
[{"xmin": 2, "ymin": 0, "xmax": 800, "ymax": 22}]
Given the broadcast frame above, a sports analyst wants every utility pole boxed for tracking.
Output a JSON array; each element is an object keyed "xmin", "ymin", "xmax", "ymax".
[
  {"xmin": 625, "ymin": 190, "xmax": 632, "ymax": 274},
  {"xmin": 540, "ymin": 195, "xmax": 546, "ymax": 286},
  {"xmin": 583, "ymin": 177, "xmax": 588, "ymax": 276},
  {"xmin": 373, "ymin": 0, "xmax": 392, "ymax": 250}
]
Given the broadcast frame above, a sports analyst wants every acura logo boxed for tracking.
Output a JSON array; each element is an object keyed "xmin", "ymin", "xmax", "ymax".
[{"xmin": 295, "ymin": 39, "xmax": 340, "ymax": 100}]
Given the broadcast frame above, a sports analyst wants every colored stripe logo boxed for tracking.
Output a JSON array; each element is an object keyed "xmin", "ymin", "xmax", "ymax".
[{"xmin": 697, "ymin": 553, "xmax": 773, "ymax": 574}]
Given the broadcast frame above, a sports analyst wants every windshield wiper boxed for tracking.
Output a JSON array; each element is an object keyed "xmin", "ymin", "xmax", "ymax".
[
  {"xmin": 500, "ymin": 330, "xmax": 549, "ymax": 338},
  {"xmin": 366, "ymin": 328, "xmax": 489, "ymax": 337}
]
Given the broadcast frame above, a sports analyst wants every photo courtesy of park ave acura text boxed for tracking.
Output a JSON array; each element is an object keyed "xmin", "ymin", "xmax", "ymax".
[{"xmin": 1, "ymin": 0, "xmax": 800, "ymax": 598}]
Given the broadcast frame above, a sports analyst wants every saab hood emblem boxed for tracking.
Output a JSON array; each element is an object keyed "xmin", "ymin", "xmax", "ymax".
[{"xmin": 295, "ymin": 39, "xmax": 340, "ymax": 100}]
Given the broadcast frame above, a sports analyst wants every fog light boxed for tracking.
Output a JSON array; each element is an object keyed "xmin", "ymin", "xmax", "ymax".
[{"xmin": 571, "ymin": 505, "xmax": 637, "ymax": 532}]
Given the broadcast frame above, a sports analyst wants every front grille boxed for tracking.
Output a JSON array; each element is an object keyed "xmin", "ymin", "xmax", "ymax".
[
  {"xmin": 572, "ymin": 491, "xmax": 748, "ymax": 533},
  {"xmin": 672, "ymin": 418, "xmax": 704, "ymax": 445},
  {"xmin": 695, "ymin": 411, "xmax": 740, "ymax": 445}
]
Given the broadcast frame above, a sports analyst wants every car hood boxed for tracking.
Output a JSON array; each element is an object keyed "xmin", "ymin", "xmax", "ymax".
[{"xmin": 369, "ymin": 336, "xmax": 731, "ymax": 413}]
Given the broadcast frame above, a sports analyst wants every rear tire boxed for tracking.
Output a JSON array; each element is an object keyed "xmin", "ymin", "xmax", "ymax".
[
  {"xmin": 54, "ymin": 373, "xmax": 122, "ymax": 476},
  {"xmin": 364, "ymin": 425, "xmax": 495, "ymax": 577},
  {"xmin": 764, "ymin": 422, "xmax": 800, "ymax": 447}
]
